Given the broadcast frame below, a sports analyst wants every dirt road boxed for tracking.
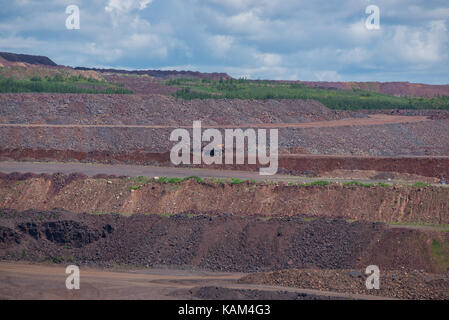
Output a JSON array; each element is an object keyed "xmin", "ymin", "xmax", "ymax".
[
  {"xmin": 0, "ymin": 262, "xmax": 393, "ymax": 300},
  {"xmin": 0, "ymin": 115, "xmax": 429, "ymax": 129},
  {"xmin": 0, "ymin": 161, "xmax": 438, "ymax": 185}
]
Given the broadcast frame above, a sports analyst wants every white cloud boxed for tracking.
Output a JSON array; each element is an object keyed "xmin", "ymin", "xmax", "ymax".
[
  {"xmin": 389, "ymin": 20, "xmax": 448, "ymax": 63},
  {"xmin": 254, "ymin": 53, "xmax": 282, "ymax": 66},
  {"xmin": 120, "ymin": 33, "xmax": 168, "ymax": 58},
  {"xmin": 337, "ymin": 47, "xmax": 371, "ymax": 64},
  {"xmin": 313, "ymin": 71, "xmax": 342, "ymax": 82},
  {"xmin": 1, "ymin": 0, "xmax": 448, "ymax": 83},
  {"xmin": 208, "ymin": 35, "xmax": 234, "ymax": 58},
  {"xmin": 86, "ymin": 42, "xmax": 122, "ymax": 62},
  {"xmin": 139, "ymin": 0, "xmax": 153, "ymax": 10},
  {"xmin": 105, "ymin": 0, "xmax": 153, "ymax": 13},
  {"xmin": 0, "ymin": 35, "xmax": 43, "ymax": 49}
]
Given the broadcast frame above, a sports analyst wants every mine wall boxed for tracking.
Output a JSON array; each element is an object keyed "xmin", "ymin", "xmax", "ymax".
[
  {"xmin": 0, "ymin": 175, "xmax": 448, "ymax": 224},
  {"xmin": 1, "ymin": 209, "xmax": 448, "ymax": 273}
]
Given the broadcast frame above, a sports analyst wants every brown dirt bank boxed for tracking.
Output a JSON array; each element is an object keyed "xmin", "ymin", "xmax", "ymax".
[
  {"xmin": 1, "ymin": 148, "xmax": 448, "ymax": 179},
  {"xmin": 278, "ymin": 154, "xmax": 449, "ymax": 180},
  {"xmin": 0, "ymin": 173, "xmax": 448, "ymax": 224}
]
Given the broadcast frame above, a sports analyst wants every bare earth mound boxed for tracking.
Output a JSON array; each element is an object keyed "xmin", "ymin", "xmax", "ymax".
[{"xmin": 240, "ymin": 268, "xmax": 449, "ymax": 300}]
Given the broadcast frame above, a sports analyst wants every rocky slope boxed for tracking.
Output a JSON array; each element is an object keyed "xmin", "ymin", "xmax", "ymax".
[{"xmin": 1, "ymin": 208, "xmax": 447, "ymax": 274}]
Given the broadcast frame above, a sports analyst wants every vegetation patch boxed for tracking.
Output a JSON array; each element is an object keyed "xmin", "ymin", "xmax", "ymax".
[
  {"xmin": 154, "ymin": 212, "xmax": 175, "ymax": 218},
  {"xmin": 0, "ymin": 74, "xmax": 132, "ymax": 94},
  {"xmin": 300, "ymin": 180, "xmax": 332, "ymax": 186},
  {"xmin": 185, "ymin": 176, "xmax": 204, "ymax": 183},
  {"xmin": 302, "ymin": 217, "xmax": 317, "ymax": 222},
  {"xmin": 157, "ymin": 176, "xmax": 204, "ymax": 184},
  {"xmin": 45, "ymin": 255, "xmax": 76, "ymax": 264},
  {"xmin": 131, "ymin": 176, "xmax": 153, "ymax": 184},
  {"xmin": 167, "ymin": 78, "xmax": 449, "ymax": 110},
  {"xmin": 431, "ymin": 239, "xmax": 449, "ymax": 269},
  {"xmin": 388, "ymin": 221, "xmax": 449, "ymax": 232},
  {"xmin": 412, "ymin": 182, "xmax": 431, "ymax": 188},
  {"xmin": 343, "ymin": 181, "xmax": 374, "ymax": 187},
  {"xmin": 376, "ymin": 182, "xmax": 391, "ymax": 187},
  {"xmin": 230, "ymin": 178, "xmax": 245, "ymax": 185}
]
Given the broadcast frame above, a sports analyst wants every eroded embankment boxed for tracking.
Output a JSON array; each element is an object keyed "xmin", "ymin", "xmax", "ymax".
[
  {"xmin": 1, "ymin": 209, "xmax": 448, "ymax": 273},
  {"xmin": 0, "ymin": 173, "xmax": 448, "ymax": 224}
]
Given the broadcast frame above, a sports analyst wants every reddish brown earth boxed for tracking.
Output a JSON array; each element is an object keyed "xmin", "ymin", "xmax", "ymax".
[
  {"xmin": 102, "ymin": 74, "xmax": 179, "ymax": 95},
  {"xmin": 1, "ymin": 149, "xmax": 448, "ymax": 179},
  {"xmin": 357, "ymin": 108, "xmax": 449, "ymax": 120},
  {"xmin": 0, "ymin": 173, "xmax": 448, "ymax": 224},
  {"xmin": 0, "ymin": 58, "xmax": 104, "ymax": 81},
  {"xmin": 282, "ymin": 80, "xmax": 449, "ymax": 98},
  {"xmin": 277, "ymin": 154, "xmax": 449, "ymax": 179}
]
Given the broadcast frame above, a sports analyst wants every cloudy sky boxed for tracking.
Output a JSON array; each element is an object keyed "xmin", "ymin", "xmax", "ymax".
[{"xmin": 1, "ymin": 0, "xmax": 448, "ymax": 83}]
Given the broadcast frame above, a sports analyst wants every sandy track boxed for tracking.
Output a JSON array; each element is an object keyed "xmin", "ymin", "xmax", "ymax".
[
  {"xmin": 0, "ymin": 262, "xmax": 393, "ymax": 300},
  {"xmin": 0, "ymin": 115, "xmax": 429, "ymax": 129},
  {"xmin": 0, "ymin": 160, "xmax": 438, "ymax": 185}
]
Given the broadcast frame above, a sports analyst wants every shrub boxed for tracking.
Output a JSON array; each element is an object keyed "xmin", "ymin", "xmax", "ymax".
[
  {"xmin": 230, "ymin": 178, "xmax": 245, "ymax": 185},
  {"xmin": 0, "ymin": 75, "xmax": 133, "ymax": 94},
  {"xmin": 343, "ymin": 181, "xmax": 373, "ymax": 187},
  {"xmin": 166, "ymin": 78, "xmax": 449, "ymax": 110},
  {"xmin": 303, "ymin": 180, "xmax": 332, "ymax": 186},
  {"xmin": 185, "ymin": 176, "xmax": 204, "ymax": 183},
  {"xmin": 412, "ymin": 182, "xmax": 430, "ymax": 188}
]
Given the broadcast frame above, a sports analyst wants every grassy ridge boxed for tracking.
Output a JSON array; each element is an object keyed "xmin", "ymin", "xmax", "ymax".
[
  {"xmin": 167, "ymin": 78, "xmax": 449, "ymax": 110},
  {"xmin": 0, "ymin": 74, "xmax": 132, "ymax": 94}
]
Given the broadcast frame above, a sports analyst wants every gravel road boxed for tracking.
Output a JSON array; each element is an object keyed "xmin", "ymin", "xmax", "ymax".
[
  {"xmin": 0, "ymin": 262, "xmax": 394, "ymax": 300},
  {"xmin": 1, "ymin": 160, "xmax": 441, "ymax": 185}
]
